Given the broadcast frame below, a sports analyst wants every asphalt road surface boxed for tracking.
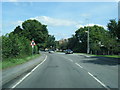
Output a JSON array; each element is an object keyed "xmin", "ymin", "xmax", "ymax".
[{"xmin": 3, "ymin": 52, "xmax": 118, "ymax": 89}]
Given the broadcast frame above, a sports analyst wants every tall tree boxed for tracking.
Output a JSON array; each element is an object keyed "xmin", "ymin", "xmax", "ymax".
[
  {"xmin": 46, "ymin": 35, "xmax": 56, "ymax": 50},
  {"xmin": 22, "ymin": 19, "xmax": 49, "ymax": 45},
  {"xmin": 107, "ymin": 19, "xmax": 118, "ymax": 38},
  {"xmin": 117, "ymin": 20, "xmax": 120, "ymax": 40},
  {"xmin": 13, "ymin": 26, "xmax": 23, "ymax": 35}
]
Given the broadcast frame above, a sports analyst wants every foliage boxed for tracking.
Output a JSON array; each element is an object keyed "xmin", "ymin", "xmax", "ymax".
[
  {"xmin": 46, "ymin": 35, "xmax": 56, "ymax": 50},
  {"xmin": 2, "ymin": 19, "xmax": 56, "ymax": 61},
  {"xmin": 22, "ymin": 19, "xmax": 49, "ymax": 45},
  {"xmin": 107, "ymin": 19, "xmax": 120, "ymax": 40},
  {"xmin": 2, "ymin": 33, "xmax": 32, "ymax": 60},
  {"xmin": 61, "ymin": 22, "xmax": 120, "ymax": 55}
]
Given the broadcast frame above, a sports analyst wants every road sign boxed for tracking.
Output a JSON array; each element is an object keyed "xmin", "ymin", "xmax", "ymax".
[
  {"xmin": 30, "ymin": 40, "xmax": 36, "ymax": 55},
  {"xmin": 30, "ymin": 40, "xmax": 36, "ymax": 46}
]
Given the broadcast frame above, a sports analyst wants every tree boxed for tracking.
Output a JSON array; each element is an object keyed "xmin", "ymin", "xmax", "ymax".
[
  {"xmin": 75, "ymin": 27, "xmax": 87, "ymax": 53},
  {"xmin": 46, "ymin": 35, "xmax": 56, "ymax": 50},
  {"xmin": 2, "ymin": 33, "xmax": 32, "ymax": 60},
  {"xmin": 117, "ymin": 20, "xmax": 120, "ymax": 40},
  {"xmin": 107, "ymin": 19, "xmax": 118, "ymax": 39},
  {"xmin": 12, "ymin": 19, "xmax": 50, "ymax": 50},
  {"xmin": 22, "ymin": 19, "xmax": 49, "ymax": 46},
  {"xmin": 12, "ymin": 26, "xmax": 23, "ymax": 36},
  {"xmin": 67, "ymin": 35, "xmax": 78, "ymax": 51},
  {"xmin": 67, "ymin": 25, "xmax": 119, "ymax": 55}
]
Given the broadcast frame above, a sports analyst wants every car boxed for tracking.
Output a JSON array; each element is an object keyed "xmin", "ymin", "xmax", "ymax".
[
  {"xmin": 48, "ymin": 50, "xmax": 54, "ymax": 53},
  {"xmin": 65, "ymin": 49, "xmax": 73, "ymax": 54}
]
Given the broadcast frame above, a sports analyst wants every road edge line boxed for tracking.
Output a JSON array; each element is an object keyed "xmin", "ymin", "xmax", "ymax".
[{"xmin": 11, "ymin": 55, "xmax": 47, "ymax": 88}]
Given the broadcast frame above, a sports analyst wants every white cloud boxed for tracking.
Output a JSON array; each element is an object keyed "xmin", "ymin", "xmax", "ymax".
[
  {"xmin": 9, "ymin": 16, "xmax": 107, "ymax": 33},
  {"xmin": 11, "ymin": 20, "xmax": 23, "ymax": 27},
  {"xmin": 2, "ymin": 0, "xmax": 118, "ymax": 2},
  {"xmin": 53, "ymin": 33, "xmax": 70, "ymax": 40},
  {"xmin": 8, "ymin": 0, "xmax": 18, "ymax": 2},
  {"xmin": 86, "ymin": 23, "xmax": 107, "ymax": 29},
  {"xmin": 80, "ymin": 13, "xmax": 91, "ymax": 18},
  {"xmin": 75, "ymin": 24, "xmax": 84, "ymax": 28},
  {"xmin": 75, "ymin": 23, "xmax": 107, "ymax": 30},
  {"xmin": 30, "ymin": 16, "xmax": 77, "ymax": 26}
]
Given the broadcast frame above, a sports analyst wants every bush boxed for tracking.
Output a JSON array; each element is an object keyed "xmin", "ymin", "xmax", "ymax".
[{"xmin": 2, "ymin": 33, "xmax": 32, "ymax": 60}]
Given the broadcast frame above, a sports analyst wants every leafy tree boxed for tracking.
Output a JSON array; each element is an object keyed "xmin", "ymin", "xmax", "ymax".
[
  {"xmin": 46, "ymin": 35, "xmax": 56, "ymax": 50},
  {"xmin": 12, "ymin": 26, "xmax": 23, "ymax": 36},
  {"xmin": 55, "ymin": 41, "xmax": 59, "ymax": 50},
  {"xmin": 67, "ymin": 35, "xmax": 78, "ymax": 51},
  {"xmin": 2, "ymin": 33, "xmax": 32, "ymax": 60},
  {"xmin": 12, "ymin": 19, "xmax": 50, "ymax": 50},
  {"xmin": 75, "ymin": 27, "xmax": 87, "ymax": 53},
  {"xmin": 2, "ymin": 34, "xmax": 13, "ymax": 59},
  {"xmin": 67, "ymin": 24, "xmax": 119, "ymax": 55},
  {"xmin": 117, "ymin": 20, "xmax": 120, "ymax": 40},
  {"xmin": 22, "ymin": 19, "xmax": 49, "ymax": 46},
  {"xmin": 107, "ymin": 19, "xmax": 119, "ymax": 39}
]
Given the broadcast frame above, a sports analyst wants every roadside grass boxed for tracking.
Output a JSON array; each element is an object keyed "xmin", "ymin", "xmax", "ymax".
[
  {"xmin": 89, "ymin": 55, "xmax": 120, "ymax": 58},
  {"xmin": 0, "ymin": 54, "xmax": 40, "ymax": 70},
  {"xmin": 74, "ymin": 53, "xmax": 120, "ymax": 58}
]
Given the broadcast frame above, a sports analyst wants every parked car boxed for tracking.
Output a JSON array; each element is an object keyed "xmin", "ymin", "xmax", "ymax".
[
  {"xmin": 65, "ymin": 49, "xmax": 73, "ymax": 54},
  {"xmin": 48, "ymin": 49, "xmax": 54, "ymax": 53}
]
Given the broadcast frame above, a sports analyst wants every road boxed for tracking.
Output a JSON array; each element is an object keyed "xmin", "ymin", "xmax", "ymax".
[{"xmin": 3, "ymin": 52, "xmax": 118, "ymax": 89}]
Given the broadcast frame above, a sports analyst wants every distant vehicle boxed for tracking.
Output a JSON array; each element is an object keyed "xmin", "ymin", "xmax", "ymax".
[
  {"xmin": 65, "ymin": 49, "xmax": 73, "ymax": 54},
  {"xmin": 48, "ymin": 50, "xmax": 54, "ymax": 53}
]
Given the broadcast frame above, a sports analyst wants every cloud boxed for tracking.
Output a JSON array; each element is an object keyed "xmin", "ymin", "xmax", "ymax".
[
  {"xmin": 80, "ymin": 13, "xmax": 91, "ymax": 18},
  {"xmin": 30, "ymin": 16, "xmax": 77, "ymax": 27},
  {"xmin": 53, "ymin": 33, "xmax": 71, "ymax": 40},
  {"xmin": 8, "ymin": 0, "xmax": 18, "ymax": 2},
  {"xmin": 76, "ymin": 23, "xmax": 107, "ymax": 30},
  {"xmin": 75, "ymin": 24, "xmax": 84, "ymax": 28},
  {"xmin": 11, "ymin": 20, "xmax": 23, "ymax": 27},
  {"xmin": 7, "ymin": 16, "xmax": 107, "ymax": 34},
  {"xmin": 86, "ymin": 23, "xmax": 107, "ymax": 29},
  {"xmin": 2, "ymin": 0, "xmax": 118, "ymax": 2}
]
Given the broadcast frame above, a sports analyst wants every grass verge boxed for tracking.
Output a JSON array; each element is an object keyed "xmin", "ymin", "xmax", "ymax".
[
  {"xmin": 89, "ymin": 54, "xmax": 120, "ymax": 58},
  {"xmin": 0, "ymin": 54, "xmax": 40, "ymax": 70},
  {"xmin": 74, "ymin": 53, "xmax": 120, "ymax": 58}
]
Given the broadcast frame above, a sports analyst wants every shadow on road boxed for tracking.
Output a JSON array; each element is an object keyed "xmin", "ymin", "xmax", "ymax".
[{"xmin": 81, "ymin": 56, "xmax": 119, "ymax": 66}]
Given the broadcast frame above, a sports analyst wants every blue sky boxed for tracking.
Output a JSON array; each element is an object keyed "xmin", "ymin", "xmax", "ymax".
[{"xmin": 2, "ymin": 2, "xmax": 118, "ymax": 40}]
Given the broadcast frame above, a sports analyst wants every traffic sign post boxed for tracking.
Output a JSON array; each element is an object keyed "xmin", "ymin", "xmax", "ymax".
[{"xmin": 30, "ymin": 40, "xmax": 36, "ymax": 55}]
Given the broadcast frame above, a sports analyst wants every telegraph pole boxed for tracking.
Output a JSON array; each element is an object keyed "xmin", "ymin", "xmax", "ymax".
[
  {"xmin": 86, "ymin": 18, "xmax": 90, "ymax": 54},
  {"xmin": 87, "ymin": 26, "xmax": 90, "ymax": 54}
]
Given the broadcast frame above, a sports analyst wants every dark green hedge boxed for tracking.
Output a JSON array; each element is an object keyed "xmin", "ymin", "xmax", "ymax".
[{"xmin": 2, "ymin": 33, "xmax": 32, "ymax": 60}]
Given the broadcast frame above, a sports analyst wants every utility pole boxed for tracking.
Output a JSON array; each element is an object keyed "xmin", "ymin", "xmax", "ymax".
[
  {"xmin": 86, "ymin": 18, "xmax": 90, "ymax": 54},
  {"xmin": 87, "ymin": 26, "xmax": 90, "ymax": 54}
]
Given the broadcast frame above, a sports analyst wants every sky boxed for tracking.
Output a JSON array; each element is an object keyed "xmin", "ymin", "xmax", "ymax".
[{"xmin": 2, "ymin": 1, "xmax": 118, "ymax": 40}]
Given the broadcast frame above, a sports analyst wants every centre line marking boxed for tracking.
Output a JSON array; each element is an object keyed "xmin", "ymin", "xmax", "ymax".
[
  {"xmin": 11, "ymin": 55, "xmax": 47, "ymax": 88},
  {"xmin": 61, "ymin": 56, "xmax": 73, "ymax": 62},
  {"xmin": 75, "ymin": 63, "xmax": 83, "ymax": 68},
  {"xmin": 68, "ymin": 59, "xmax": 73, "ymax": 62},
  {"xmin": 88, "ymin": 72, "xmax": 110, "ymax": 90}
]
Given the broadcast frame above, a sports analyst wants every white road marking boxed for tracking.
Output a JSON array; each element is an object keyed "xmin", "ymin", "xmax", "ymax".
[
  {"xmin": 88, "ymin": 72, "xmax": 111, "ymax": 90},
  {"xmin": 61, "ymin": 56, "xmax": 74, "ymax": 62},
  {"xmin": 68, "ymin": 59, "xmax": 73, "ymax": 62},
  {"xmin": 75, "ymin": 63, "xmax": 83, "ymax": 68},
  {"xmin": 11, "ymin": 55, "xmax": 47, "ymax": 88}
]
